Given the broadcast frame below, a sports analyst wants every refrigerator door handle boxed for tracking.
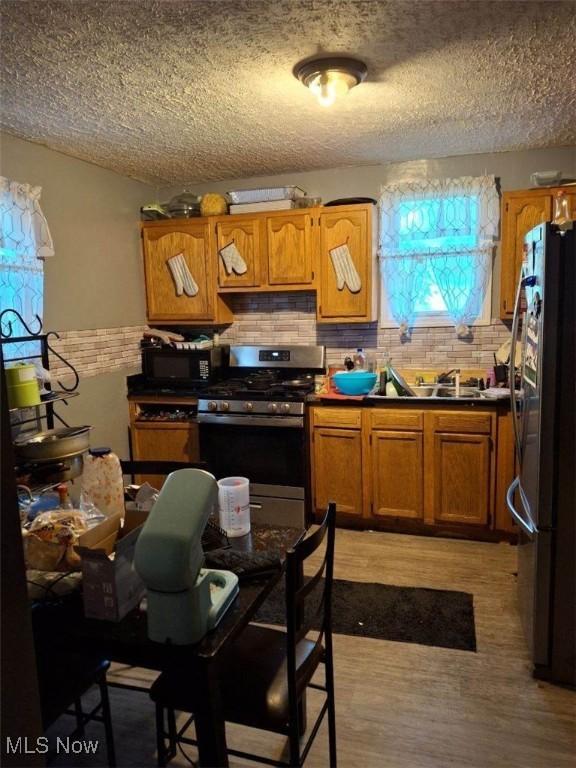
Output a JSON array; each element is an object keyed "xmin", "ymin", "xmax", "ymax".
[
  {"xmin": 506, "ymin": 477, "xmax": 537, "ymax": 537},
  {"xmin": 509, "ymin": 272, "xmax": 525, "ymax": 461}
]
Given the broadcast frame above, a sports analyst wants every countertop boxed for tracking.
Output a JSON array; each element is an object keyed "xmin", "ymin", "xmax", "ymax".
[{"xmin": 308, "ymin": 392, "xmax": 510, "ymax": 408}]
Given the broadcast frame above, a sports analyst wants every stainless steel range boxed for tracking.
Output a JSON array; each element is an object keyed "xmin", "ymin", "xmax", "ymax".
[{"xmin": 197, "ymin": 345, "xmax": 326, "ymax": 527}]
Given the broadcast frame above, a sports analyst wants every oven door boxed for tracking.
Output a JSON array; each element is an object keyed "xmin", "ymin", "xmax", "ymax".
[{"xmin": 199, "ymin": 419, "xmax": 305, "ymax": 487}]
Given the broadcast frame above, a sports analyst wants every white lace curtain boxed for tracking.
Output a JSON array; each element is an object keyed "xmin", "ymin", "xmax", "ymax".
[
  {"xmin": 0, "ymin": 177, "xmax": 54, "ymax": 358},
  {"xmin": 379, "ymin": 175, "xmax": 499, "ymax": 337}
]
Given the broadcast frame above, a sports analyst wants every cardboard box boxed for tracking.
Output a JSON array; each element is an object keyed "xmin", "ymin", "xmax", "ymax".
[{"xmin": 75, "ymin": 511, "xmax": 146, "ymax": 622}]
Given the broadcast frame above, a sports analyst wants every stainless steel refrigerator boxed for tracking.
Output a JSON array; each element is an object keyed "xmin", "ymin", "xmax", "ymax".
[{"xmin": 506, "ymin": 221, "xmax": 575, "ymax": 687}]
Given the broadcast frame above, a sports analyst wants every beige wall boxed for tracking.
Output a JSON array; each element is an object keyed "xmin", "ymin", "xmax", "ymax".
[
  {"xmin": 0, "ymin": 132, "xmax": 150, "ymax": 331},
  {"xmin": 1, "ymin": 132, "xmax": 153, "ymax": 456},
  {"xmin": 164, "ymin": 146, "xmax": 576, "ymax": 202}
]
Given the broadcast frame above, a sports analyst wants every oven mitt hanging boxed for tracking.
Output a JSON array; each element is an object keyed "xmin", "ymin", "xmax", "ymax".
[
  {"xmin": 329, "ymin": 244, "xmax": 362, "ymax": 293},
  {"xmin": 167, "ymin": 252, "xmax": 199, "ymax": 297},
  {"xmin": 219, "ymin": 242, "xmax": 248, "ymax": 276}
]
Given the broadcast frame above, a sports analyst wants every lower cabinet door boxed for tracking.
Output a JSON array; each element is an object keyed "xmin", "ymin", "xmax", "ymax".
[
  {"xmin": 131, "ymin": 424, "xmax": 199, "ymax": 488},
  {"xmin": 312, "ymin": 427, "xmax": 363, "ymax": 517},
  {"xmin": 434, "ymin": 432, "xmax": 491, "ymax": 525},
  {"xmin": 370, "ymin": 430, "xmax": 423, "ymax": 519}
]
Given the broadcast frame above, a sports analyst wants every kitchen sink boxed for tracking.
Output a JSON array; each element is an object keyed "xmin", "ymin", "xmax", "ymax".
[
  {"xmin": 407, "ymin": 384, "xmax": 483, "ymax": 399},
  {"xmin": 434, "ymin": 385, "xmax": 482, "ymax": 398},
  {"xmin": 371, "ymin": 385, "xmax": 483, "ymax": 400},
  {"xmin": 410, "ymin": 385, "xmax": 436, "ymax": 397}
]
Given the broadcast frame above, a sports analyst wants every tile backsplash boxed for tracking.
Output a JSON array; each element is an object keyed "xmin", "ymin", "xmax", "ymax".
[
  {"xmin": 219, "ymin": 293, "xmax": 511, "ymax": 370},
  {"xmin": 45, "ymin": 294, "xmax": 510, "ymax": 383}
]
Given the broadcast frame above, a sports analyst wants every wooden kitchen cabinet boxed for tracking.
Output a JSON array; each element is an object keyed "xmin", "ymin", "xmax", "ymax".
[
  {"xmin": 142, "ymin": 220, "xmax": 232, "ymax": 324},
  {"xmin": 265, "ymin": 211, "xmax": 315, "ymax": 286},
  {"xmin": 432, "ymin": 432, "xmax": 491, "ymax": 526},
  {"xmin": 215, "ymin": 217, "xmax": 263, "ymax": 289},
  {"xmin": 317, "ymin": 205, "xmax": 375, "ymax": 322},
  {"xmin": 311, "ymin": 419, "xmax": 364, "ymax": 519},
  {"xmin": 427, "ymin": 410, "xmax": 495, "ymax": 528},
  {"xmin": 500, "ymin": 186, "xmax": 574, "ymax": 319},
  {"xmin": 309, "ymin": 404, "xmax": 507, "ymax": 538},
  {"xmin": 369, "ymin": 429, "xmax": 424, "ymax": 520},
  {"xmin": 128, "ymin": 396, "xmax": 200, "ymax": 487},
  {"xmin": 142, "ymin": 203, "xmax": 375, "ymax": 323}
]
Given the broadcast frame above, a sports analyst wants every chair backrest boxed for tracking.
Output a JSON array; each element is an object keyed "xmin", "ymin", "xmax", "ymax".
[{"xmin": 285, "ymin": 503, "xmax": 336, "ymax": 698}]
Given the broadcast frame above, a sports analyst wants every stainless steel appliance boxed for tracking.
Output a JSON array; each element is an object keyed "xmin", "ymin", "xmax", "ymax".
[
  {"xmin": 197, "ymin": 345, "xmax": 326, "ymax": 528},
  {"xmin": 141, "ymin": 345, "xmax": 229, "ymax": 388},
  {"xmin": 507, "ymin": 221, "xmax": 575, "ymax": 686}
]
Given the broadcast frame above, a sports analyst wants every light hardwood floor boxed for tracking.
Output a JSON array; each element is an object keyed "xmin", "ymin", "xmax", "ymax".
[{"xmin": 54, "ymin": 530, "xmax": 575, "ymax": 767}]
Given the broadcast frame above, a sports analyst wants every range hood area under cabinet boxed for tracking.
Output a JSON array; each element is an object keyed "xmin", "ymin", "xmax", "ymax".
[{"xmin": 141, "ymin": 203, "xmax": 375, "ymax": 325}]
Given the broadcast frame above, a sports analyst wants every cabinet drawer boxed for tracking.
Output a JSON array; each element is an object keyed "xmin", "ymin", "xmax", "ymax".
[
  {"xmin": 432, "ymin": 411, "xmax": 492, "ymax": 434},
  {"xmin": 369, "ymin": 409, "xmax": 424, "ymax": 431},
  {"xmin": 312, "ymin": 407, "xmax": 362, "ymax": 429}
]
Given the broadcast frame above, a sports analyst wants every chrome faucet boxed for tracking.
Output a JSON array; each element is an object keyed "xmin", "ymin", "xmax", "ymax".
[{"xmin": 436, "ymin": 368, "xmax": 460, "ymax": 384}]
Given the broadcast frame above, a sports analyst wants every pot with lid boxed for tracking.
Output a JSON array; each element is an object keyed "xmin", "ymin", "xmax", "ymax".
[{"xmin": 167, "ymin": 193, "xmax": 202, "ymax": 218}]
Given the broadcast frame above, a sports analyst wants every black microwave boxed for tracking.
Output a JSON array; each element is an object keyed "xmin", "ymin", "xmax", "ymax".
[{"xmin": 142, "ymin": 345, "xmax": 229, "ymax": 387}]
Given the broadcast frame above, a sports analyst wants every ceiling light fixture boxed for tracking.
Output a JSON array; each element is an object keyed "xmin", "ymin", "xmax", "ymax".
[{"xmin": 294, "ymin": 57, "xmax": 367, "ymax": 107}]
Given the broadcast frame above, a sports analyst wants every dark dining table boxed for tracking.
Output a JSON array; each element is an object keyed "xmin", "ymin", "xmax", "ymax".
[{"xmin": 37, "ymin": 524, "xmax": 304, "ymax": 767}]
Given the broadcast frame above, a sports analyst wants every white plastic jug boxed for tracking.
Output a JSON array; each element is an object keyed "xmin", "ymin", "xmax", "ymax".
[
  {"xmin": 217, "ymin": 477, "xmax": 250, "ymax": 538},
  {"xmin": 81, "ymin": 447, "xmax": 125, "ymax": 517}
]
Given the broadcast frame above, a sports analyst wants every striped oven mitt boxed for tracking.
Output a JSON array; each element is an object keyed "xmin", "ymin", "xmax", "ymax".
[
  {"xmin": 166, "ymin": 252, "xmax": 199, "ymax": 297},
  {"xmin": 329, "ymin": 243, "xmax": 362, "ymax": 293},
  {"xmin": 219, "ymin": 242, "xmax": 248, "ymax": 275}
]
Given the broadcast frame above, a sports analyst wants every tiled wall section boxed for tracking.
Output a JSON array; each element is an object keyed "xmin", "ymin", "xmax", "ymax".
[
  {"xmin": 47, "ymin": 294, "xmax": 511, "ymax": 381},
  {"xmin": 49, "ymin": 325, "xmax": 147, "ymax": 380},
  {"xmin": 220, "ymin": 293, "xmax": 511, "ymax": 369}
]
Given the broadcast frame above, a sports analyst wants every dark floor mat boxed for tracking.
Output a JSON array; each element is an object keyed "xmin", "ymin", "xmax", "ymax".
[{"xmin": 255, "ymin": 578, "xmax": 476, "ymax": 652}]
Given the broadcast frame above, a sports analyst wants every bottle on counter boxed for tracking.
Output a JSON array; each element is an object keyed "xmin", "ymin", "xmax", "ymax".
[
  {"xmin": 353, "ymin": 348, "xmax": 367, "ymax": 370},
  {"xmin": 81, "ymin": 447, "xmax": 125, "ymax": 517},
  {"xmin": 57, "ymin": 484, "xmax": 74, "ymax": 510}
]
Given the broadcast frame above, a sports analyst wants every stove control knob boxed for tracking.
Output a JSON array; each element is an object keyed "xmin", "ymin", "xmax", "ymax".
[
  {"xmin": 244, "ymin": 402, "xmax": 254, "ymax": 412},
  {"xmin": 280, "ymin": 403, "xmax": 291, "ymax": 414},
  {"xmin": 221, "ymin": 401, "xmax": 230, "ymax": 412},
  {"xmin": 268, "ymin": 402, "xmax": 278, "ymax": 414},
  {"xmin": 207, "ymin": 401, "xmax": 218, "ymax": 412}
]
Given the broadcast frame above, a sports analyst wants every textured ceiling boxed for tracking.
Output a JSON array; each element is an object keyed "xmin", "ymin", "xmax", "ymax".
[{"xmin": 1, "ymin": 0, "xmax": 575, "ymax": 185}]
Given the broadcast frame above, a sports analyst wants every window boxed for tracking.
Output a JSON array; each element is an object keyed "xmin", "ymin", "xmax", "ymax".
[
  {"xmin": 0, "ymin": 177, "xmax": 54, "ymax": 358},
  {"xmin": 379, "ymin": 176, "xmax": 499, "ymax": 337}
]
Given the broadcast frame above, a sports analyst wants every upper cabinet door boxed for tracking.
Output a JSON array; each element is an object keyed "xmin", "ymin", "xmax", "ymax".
[
  {"xmin": 143, "ymin": 222, "xmax": 215, "ymax": 322},
  {"xmin": 216, "ymin": 218, "xmax": 262, "ymax": 289},
  {"xmin": 265, "ymin": 212, "xmax": 314, "ymax": 286},
  {"xmin": 318, "ymin": 206, "xmax": 373, "ymax": 322},
  {"xmin": 500, "ymin": 192, "xmax": 552, "ymax": 318}
]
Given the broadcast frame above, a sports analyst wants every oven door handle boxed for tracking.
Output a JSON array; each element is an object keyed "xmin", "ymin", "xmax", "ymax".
[{"xmin": 197, "ymin": 414, "xmax": 304, "ymax": 428}]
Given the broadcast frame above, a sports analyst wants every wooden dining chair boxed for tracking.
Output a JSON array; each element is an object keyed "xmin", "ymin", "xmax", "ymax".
[{"xmin": 150, "ymin": 502, "xmax": 337, "ymax": 767}]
